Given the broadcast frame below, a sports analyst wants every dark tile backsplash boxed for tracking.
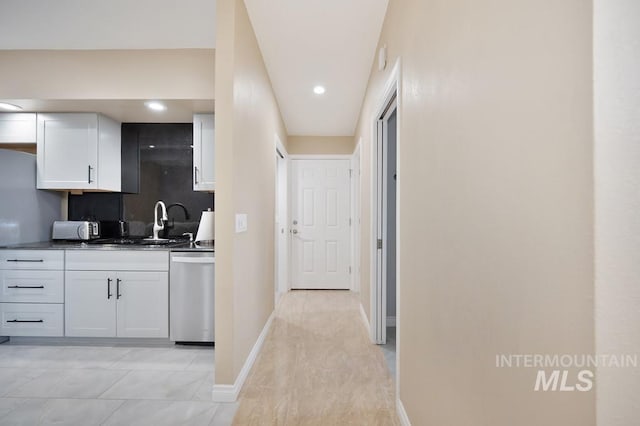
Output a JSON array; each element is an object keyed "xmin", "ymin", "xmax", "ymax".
[
  {"xmin": 69, "ymin": 123, "xmax": 214, "ymax": 237},
  {"xmin": 68, "ymin": 193, "xmax": 123, "ymax": 221}
]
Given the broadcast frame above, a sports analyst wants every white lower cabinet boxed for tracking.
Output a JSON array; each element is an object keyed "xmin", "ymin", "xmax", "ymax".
[
  {"xmin": 116, "ymin": 272, "xmax": 168, "ymax": 338},
  {"xmin": 0, "ymin": 270, "xmax": 64, "ymax": 303},
  {"xmin": 65, "ymin": 270, "xmax": 168, "ymax": 338},
  {"xmin": 65, "ymin": 271, "xmax": 116, "ymax": 337},
  {"xmin": 0, "ymin": 249, "xmax": 64, "ymax": 337},
  {"xmin": 0, "ymin": 303, "xmax": 63, "ymax": 337}
]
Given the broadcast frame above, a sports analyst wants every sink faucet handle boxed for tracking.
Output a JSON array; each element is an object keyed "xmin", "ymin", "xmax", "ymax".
[{"xmin": 182, "ymin": 232, "xmax": 194, "ymax": 242}]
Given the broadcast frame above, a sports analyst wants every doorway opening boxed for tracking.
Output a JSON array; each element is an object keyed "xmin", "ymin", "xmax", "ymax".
[
  {"xmin": 371, "ymin": 60, "xmax": 401, "ymax": 386},
  {"xmin": 379, "ymin": 104, "xmax": 397, "ymax": 380}
]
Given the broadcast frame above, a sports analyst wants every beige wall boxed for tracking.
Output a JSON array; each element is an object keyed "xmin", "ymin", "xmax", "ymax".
[
  {"xmin": 355, "ymin": 0, "xmax": 594, "ymax": 424},
  {"xmin": 594, "ymin": 0, "xmax": 640, "ymax": 424},
  {"xmin": 214, "ymin": 0, "xmax": 287, "ymax": 385},
  {"xmin": 287, "ymin": 136, "xmax": 354, "ymax": 155},
  {"xmin": 0, "ymin": 49, "xmax": 214, "ymax": 99}
]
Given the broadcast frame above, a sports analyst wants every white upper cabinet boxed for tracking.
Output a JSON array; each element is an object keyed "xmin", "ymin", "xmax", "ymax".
[
  {"xmin": 193, "ymin": 113, "xmax": 215, "ymax": 191},
  {"xmin": 0, "ymin": 113, "xmax": 37, "ymax": 144},
  {"xmin": 36, "ymin": 113, "xmax": 121, "ymax": 191}
]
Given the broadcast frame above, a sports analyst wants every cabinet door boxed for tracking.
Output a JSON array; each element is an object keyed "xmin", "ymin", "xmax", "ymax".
[
  {"xmin": 0, "ymin": 113, "xmax": 36, "ymax": 144},
  {"xmin": 116, "ymin": 271, "xmax": 168, "ymax": 338},
  {"xmin": 193, "ymin": 114, "xmax": 215, "ymax": 191},
  {"xmin": 65, "ymin": 271, "xmax": 116, "ymax": 337},
  {"xmin": 37, "ymin": 113, "xmax": 98, "ymax": 190}
]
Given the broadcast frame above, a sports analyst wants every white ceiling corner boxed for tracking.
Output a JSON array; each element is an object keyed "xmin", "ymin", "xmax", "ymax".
[{"xmin": 244, "ymin": 0, "xmax": 389, "ymax": 136}]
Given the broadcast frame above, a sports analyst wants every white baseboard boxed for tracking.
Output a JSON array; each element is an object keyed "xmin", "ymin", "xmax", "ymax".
[
  {"xmin": 211, "ymin": 312, "xmax": 275, "ymax": 402},
  {"xmin": 397, "ymin": 398, "xmax": 411, "ymax": 426},
  {"xmin": 386, "ymin": 316, "xmax": 396, "ymax": 327}
]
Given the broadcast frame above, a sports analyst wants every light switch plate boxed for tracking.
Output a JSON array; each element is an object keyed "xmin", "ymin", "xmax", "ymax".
[{"xmin": 235, "ymin": 213, "xmax": 248, "ymax": 233}]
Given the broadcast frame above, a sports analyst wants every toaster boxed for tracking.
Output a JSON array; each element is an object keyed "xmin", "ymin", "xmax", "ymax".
[{"xmin": 52, "ymin": 221, "xmax": 100, "ymax": 241}]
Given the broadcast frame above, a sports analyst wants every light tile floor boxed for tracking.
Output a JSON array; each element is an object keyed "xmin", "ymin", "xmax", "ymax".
[{"xmin": 0, "ymin": 343, "xmax": 237, "ymax": 425}]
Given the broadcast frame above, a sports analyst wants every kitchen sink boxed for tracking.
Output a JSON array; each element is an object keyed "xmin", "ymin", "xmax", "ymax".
[{"xmin": 88, "ymin": 237, "xmax": 189, "ymax": 247}]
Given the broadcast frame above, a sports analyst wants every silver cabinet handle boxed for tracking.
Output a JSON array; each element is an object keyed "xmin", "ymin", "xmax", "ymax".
[
  {"xmin": 7, "ymin": 259, "xmax": 43, "ymax": 263},
  {"xmin": 7, "ymin": 319, "xmax": 44, "ymax": 323},
  {"xmin": 8, "ymin": 285, "xmax": 44, "ymax": 289},
  {"xmin": 88, "ymin": 165, "xmax": 94, "ymax": 183},
  {"xmin": 107, "ymin": 278, "xmax": 113, "ymax": 299},
  {"xmin": 194, "ymin": 166, "xmax": 199, "ymax": 185},
  {"xmin": 116, "ymin": 278, "xmax": 122, "ymax": 299}
]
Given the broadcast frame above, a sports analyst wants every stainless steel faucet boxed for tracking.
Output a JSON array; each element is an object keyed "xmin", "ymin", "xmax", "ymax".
[{"xmin": 152, "ymin": 200, "xmax": 168, "ymax": 240}]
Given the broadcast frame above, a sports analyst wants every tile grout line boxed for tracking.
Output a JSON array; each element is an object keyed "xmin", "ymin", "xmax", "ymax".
[
  {"xmin": 95, "ymin": 369, "xmax": 134, "ymax": 400},
  {"xmin": 97, "ymin": 399, "xmax": 127, "ymax": 426}
]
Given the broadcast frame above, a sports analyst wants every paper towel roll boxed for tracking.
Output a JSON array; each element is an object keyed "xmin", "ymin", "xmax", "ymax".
[{"xmin": 195, "ymin": 210, "xmax": 215, "ymax": 244}]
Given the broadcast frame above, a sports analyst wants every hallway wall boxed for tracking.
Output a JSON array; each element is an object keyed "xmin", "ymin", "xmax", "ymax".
[
  {"xmin": 354, "ymin": 0, "xmax": 594, "ymax": 424},
  {"xmin": 214, "ymin": 0, "xmax": 288, "ymax": 385},
  {"xmin": 287, "ymin": 136, "xmax": 355, "ymax": 155},
  {"xmin": 594, "ymin": 0, "xmax": 640, "ymax": 423}
]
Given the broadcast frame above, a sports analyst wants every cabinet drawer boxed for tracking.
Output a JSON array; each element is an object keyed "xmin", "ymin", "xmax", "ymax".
[
  {"xmin": 0, "ymin": 250, "xmax": 64, "ymax": 270},
  {"xmin": 0, "ymin": 303, "xmax": 63, "ymax": 336},
  {"xmin": 0, "ymin": 270, "xmax": 64, "ymax": 303},
  {"xmin": 65, "ymin": 250, "xmax": 168, "ymax": 271}
]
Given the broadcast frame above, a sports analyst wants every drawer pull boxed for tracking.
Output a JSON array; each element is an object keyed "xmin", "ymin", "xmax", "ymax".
[
  {"xmin": 6, "ymin": 319, "xmax": 44, "ymax": 323},
  {"xmin": 6, "ymin": 259, "xmax": 44, "ymax": 263},
  {"xmin": 116, "ymin": 278, "xmax": 122, "ymax": 299},
  {"xmin": 8, "ymin": 285, "xmax": 45, "ymax": 289}
]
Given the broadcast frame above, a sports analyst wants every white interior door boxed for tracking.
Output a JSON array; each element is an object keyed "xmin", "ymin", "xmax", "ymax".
[{"xmin": 291, "ymin": 159, "xmax": 351, "ymax": 289}]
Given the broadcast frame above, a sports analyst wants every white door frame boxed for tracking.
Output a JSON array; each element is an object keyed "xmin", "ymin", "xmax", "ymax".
[
  {"xmin": 288, "ymin": 154, "xmax": 354, "ymax": 290},
  {"xmin": 274, "ymin": 135, "xmax": 289, "ymax": 305},
  {"xmin": 370, "ymin": 58, "xmax": 402, "ymax": 347},
  {"xmin": 351, "ymin": 141, "xmax": 362, "ymax": 293}
]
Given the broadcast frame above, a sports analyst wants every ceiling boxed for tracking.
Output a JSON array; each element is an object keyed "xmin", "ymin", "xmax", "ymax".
[
  {"xmin": 0, "ymin": 0, "xmax": 216, "ymax": 49},
  {"xmin": 244, "ymin": 0, "xmax": 389, "ymax": 136},
  {"xmin": 0, "ymin": 0, "xmax": 388, "ymax": 135},
  {"xmin": 0, "ymin": 0, "xmax": 216, "ymax": 122}
]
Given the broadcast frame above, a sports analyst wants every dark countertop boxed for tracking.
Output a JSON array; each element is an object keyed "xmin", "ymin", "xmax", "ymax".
[{"xmin": 0, "ymin": 241, "xmax": 214, "ymax": 253}]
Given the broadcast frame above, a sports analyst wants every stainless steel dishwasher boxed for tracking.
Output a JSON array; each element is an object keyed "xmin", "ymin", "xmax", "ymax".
[{"xmin": 169, "ymin": 250, "xmax": 215, "ymax": 343}]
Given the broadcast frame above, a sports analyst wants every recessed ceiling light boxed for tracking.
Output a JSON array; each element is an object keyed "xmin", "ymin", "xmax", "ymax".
[
  {"xmin": 145, "ymin": 101, "xmax": 166, "ymax": 112},
  {"xmin": 0, "ymin": 102, "xmax": 23, "ymax": 111},
  {"xmin": 313, "ymin": 85, "xmax": 326, "ymax": 95},
  {"xmin": 149, "ymin": 145, "xmax": 156, "ymax": 149}
]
